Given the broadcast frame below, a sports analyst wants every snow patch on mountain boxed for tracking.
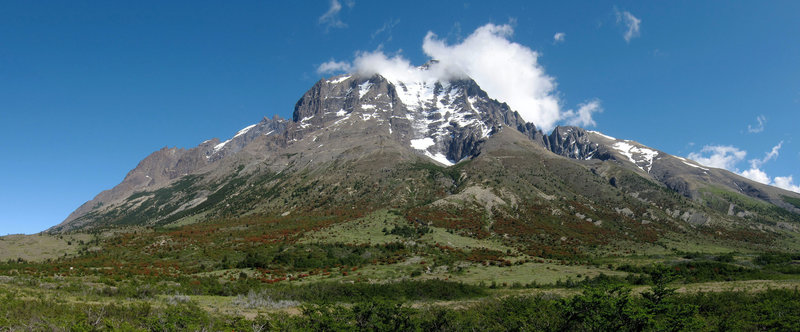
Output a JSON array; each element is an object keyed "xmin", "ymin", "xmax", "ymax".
[
  {"xmin": 213, "ymin": 140, "xmax": 229, "ymax": 153},
  {"xmin": 425, "ymin": 151, "xmax": 454, "ymax": 166},
  {"xmin": 358, "ymin": 81, "xmax": 373, "ymax": 99},
  {"xmin": 234, "ymin": 124, "xmax": 257, "ymax": 138},
  {"xmin": 588, "ymin": 130, "xmax": 616, "ymax": 141},
  {"xmin": 682, "ymin": 160, "xmax": 710, "ymax": 171},
  {"xmin": 411, "ymin": 136, "xmax": 457, "ymax": 166},
  {"xmin": 410, "ymin": 138, "xmax": 435, "ymax": 150},
  {"xmin": 299, "ymin": 116, "xmax": 315, "ymax": 129},
  {"xmin": 328, "ymin": 75, "xmax": 351, "ymax": 84},
  {"xmin": 392, "ymin": 79, "xmax": 436, "ymax": 111},
  {"xmin": 613, "ymin": 141, "xmax": 659, "ymax": 173},
  {"xmin": 392, "ymin": 78, "xmax": 494, "ymax": 147},
  {"xmin": 361, "ymin": 112, "xmax": 380, "ymax": 121},
  {"xmin": 332, "ymin": 113, "xmax": 352, "ymax": 127},
  {"xmin": 675, "ymin": 157, "xmax": 709, "ymax": 171}
]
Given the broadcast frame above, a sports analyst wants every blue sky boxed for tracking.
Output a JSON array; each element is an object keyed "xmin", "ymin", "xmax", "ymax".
[{"xmin": 1, "ymin": 1, "xmax": 799, "ymax": 234}]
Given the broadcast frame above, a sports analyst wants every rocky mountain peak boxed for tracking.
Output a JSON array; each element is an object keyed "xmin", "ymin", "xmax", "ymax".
[
  {"xmin": 545, "ymin": 126, "xmax": 665, "ymax": 173},
  {"xmin": 291, "ymin": 73, "xmax": 544, "ymax": 165},
  {"xmin": 206, "ymin": 115, "xmax": 288, "ymax": 162},
  {"xmin": 547, "ymin": 126, "xmax": 599, "ymax": 160}
]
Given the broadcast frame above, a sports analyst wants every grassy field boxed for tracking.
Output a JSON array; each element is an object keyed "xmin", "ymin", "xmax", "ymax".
[
  {"xmin": 0, "ymin": 233, "xmax": 91, "ymax": 262},
  {"xmin": 299, "ymin": 210, "xmax": 408, "ymax": 245},
  {"xmin": 453, "ymin": 262, "xmax": 626, "ymax": 286},
  {"xmin": 300, "ymin": 209, "xmax": 516, "ymax": 253},
  {"xmin": 163, "ymin": 211, "xmax": 211, "ymax": 229},
  {"xmin": 3, "ymin": 208, "xmax": 800, "ymax": 329},
  {"xmin": 0, "ymin": 258, "xmax": 799, "ymax": 329}
]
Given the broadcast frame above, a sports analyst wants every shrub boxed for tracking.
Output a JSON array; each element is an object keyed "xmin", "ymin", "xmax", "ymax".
[{"xmin": 232, "ymin": 290, "xmax": 300, "ymax": 309}]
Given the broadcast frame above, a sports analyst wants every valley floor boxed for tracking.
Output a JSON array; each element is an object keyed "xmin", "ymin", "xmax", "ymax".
[
  {"xmin": 1, "ymin": 274, "xmax": 800, "ymax": 331},
  {"xmin": 3, "ymin": 210, "xmax": 800, "ymax": 331}
]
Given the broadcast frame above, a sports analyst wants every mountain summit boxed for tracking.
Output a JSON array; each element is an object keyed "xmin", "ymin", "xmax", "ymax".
[
  {"xmin": 291, "ymin": 73, "xmax": 545, "ymax": 165},
  {"xmin": 52, "ymin": 71, "xmax": 800, "ymax": 253}
]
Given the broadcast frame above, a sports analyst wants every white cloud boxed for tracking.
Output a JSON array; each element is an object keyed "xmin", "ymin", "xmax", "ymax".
[
  {"xmin": 564, "ymin": 100, "xmax": 602, "ymax": 127},
  {"xmin": 758, "ymin": 141, "xmax": 782, "ymax": 166},
  {"xmin": 743, "ymin": 141, "xmax": 782, "ymax": 172},
  {"xmin": 747, "ymin": 115, "xmax": 766, "ymax": 133},
  {"xmin": 352, "ymin": 51, "xmax": 439, "ymax": 82},
  {"xmin": 371, "ymin": 19, "xmax": 400, "ymax": 40},
  {"xmin": 741, "ymin": 167, "xmax": 771, "ymax": 185},
  {"xmin": 774, "ymin": 176, "xmax": 800, "ymax": 193},
  {"xmin": 420, "ymin": 24, "xmax": 566, "ymax": 131},
  {"xmin": 740, "ymin": 141, "xmax": 786, "ymax": 185},
  {"xmin": 688, "ymin": 145, "xmax": 746, "ymax": 170},
  {"xmin": 319, "ymin": 0, "xmax": 348, "ymax": 30},
  {"xmin": 615, "ymin": 9, "xmax": 641, "ymax": 43},
  {"xmin": 692, "ymin": 141, "xmax": 799, "ymax": 193},
  {"xmin": 317, "ymin": 59, "xmax": 352, "ymax": 74},
  {"xmin": 323, "ymin": 23, "xmax": 599, "ymax": 132},
  {"xmin": 553, "ymin": 32, "xmax": 566, "ymax": 43}
]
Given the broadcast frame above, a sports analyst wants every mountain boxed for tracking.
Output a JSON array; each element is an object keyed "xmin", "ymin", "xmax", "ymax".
[
  {"xmin": 58, "ymin": 115, "xmax": 288, "ymax": 231},
  {"xmin": 53, "ymin": 71, "xmax": 546, "ymax": 231},
  {"xmin": 545, "ymin": 126, "xmax": 800, "ymax": 215},
  {"xmin": 50, "ymin": 69, "xmax": 800, "ymax": 253}
]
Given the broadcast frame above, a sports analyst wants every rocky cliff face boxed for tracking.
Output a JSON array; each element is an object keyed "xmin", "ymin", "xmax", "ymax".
[
  {"xmin": 547, "ymin": 126, "xmax": 607, "ymax": 160},
  {"xmin": 206, "ymin": 115, "xmax": 288, "ymax": 162},
  {"xmin": 291, "ymin": 73, "xmax": 545, "ymax": 165}
]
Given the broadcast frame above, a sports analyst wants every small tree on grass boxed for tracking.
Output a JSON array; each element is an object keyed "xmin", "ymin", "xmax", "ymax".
[
  {"xmin": 352, "ymin": 300, "xmax": 415, "ymax": 331},
  {"xmin": 641, "ymin": 264, "xmax": 701, "ymax": 331},
  {"xmin": 561, "ymin": 282, "xmax": 647, "ymax": 332}
]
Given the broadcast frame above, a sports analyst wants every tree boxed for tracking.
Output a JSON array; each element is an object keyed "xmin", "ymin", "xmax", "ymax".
[
  {"xmin": 640, "ymin": 264, "xmax": 701, "ymax": 331},
  {"xmin": 561, "ymin": 282, "xmax": 647, "ymax": 331}
]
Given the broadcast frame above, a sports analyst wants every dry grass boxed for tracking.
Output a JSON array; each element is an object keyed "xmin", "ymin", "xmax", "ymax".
[{"xmin": 0, "ymin": 233, "xmax": 91, "ymax": 262}]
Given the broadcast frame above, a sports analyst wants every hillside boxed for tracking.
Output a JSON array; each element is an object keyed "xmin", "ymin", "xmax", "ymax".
[{"xmin": 49, "ymin": 72, "xmax": 800, "ymax": 255}]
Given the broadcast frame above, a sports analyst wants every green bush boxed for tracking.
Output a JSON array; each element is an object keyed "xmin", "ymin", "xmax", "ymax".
[{"xmin": 754, "ymin": 252, "xmax": 800, "ymax": 266}]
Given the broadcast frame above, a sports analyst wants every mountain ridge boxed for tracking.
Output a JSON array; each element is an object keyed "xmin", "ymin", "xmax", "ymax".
[{"xmin": 51, "ymin": 72, "xmax": 800, "ymax": 240}]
